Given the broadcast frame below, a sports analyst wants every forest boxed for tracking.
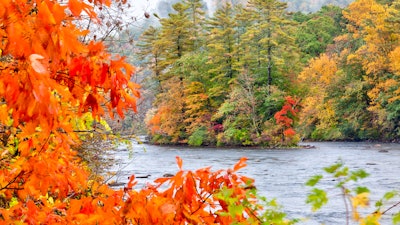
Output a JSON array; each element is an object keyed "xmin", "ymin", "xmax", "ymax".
[
  {"xmin": 157, "ymin": 0, "xmax": 353, "ymax": 15},
  {"xmin": 138, "ymin": 0, "xmax": 400, "ymax": 147},
  {"xmin": 0, "ymin": 0, "xmax": 400, "ymax": 224}
]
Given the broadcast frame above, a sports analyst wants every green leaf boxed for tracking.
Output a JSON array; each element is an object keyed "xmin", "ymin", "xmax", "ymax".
[
  {"xmin": 99, "ymin": 118, "xmax": 112, "ymax": 131},
  {"xmin": 354, "ymin": 186, "xmax": 369, "ymax": 194},
  {"xmin": 306, "ymin": 188, "xmax": 328, "ymax": 211},
  {"xmin": 393, "ymin": 212, "xmax": 400, "ymax": 224},
  {"xmin": 306, "ymin": 175, "xmax": 323, "ymax": 187},
  {"xmin": 350, "ymin": 169, "xmax": 369, "ymax": 181},
  {"xmin": 333, "ymin": 166, "xmax": 348, "ymax": 178},
  {"xmin": 9, "ymin": 197, "xmax": 18, "ymax": 208},
  {"xmin": 384, "ymin": 191, "xmax": 397, "ymax": 200},
  {"xmin": 323, "ymin": 162, "xmax": 342, "ymax": 174},
  {"xmin": 228, "ymin": 204, "xmax": 244, "ymax": 217}
]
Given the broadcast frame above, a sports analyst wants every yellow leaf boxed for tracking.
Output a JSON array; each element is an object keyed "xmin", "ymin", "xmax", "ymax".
[
  {"xmin": 360, "ymin": 213, "xmax": 381, "ymax": 225},
  {"xmin": 351, "ymin": 192, "xmax": 370, "ymax": 208}
]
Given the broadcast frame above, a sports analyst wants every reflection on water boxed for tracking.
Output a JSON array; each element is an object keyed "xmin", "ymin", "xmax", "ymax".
[{"xmin": 106, "ymin": 142, "xmax": 400, "ymax": 225}]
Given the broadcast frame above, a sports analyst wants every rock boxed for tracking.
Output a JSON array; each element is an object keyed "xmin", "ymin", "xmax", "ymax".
[
  {"xmin": 136, "ymin": 175, "xmax": 151, "ymax": 178},
  {"xmin": 300, "ymin": 145, "xmax": 316, "ymax": 149},
  {"xmin": 163, "ymin": 173, "xmax": 174, "ymax": 177},
  {"xmin": 108, "ymin": 181, "xmax": 125, "ymax": 187}
]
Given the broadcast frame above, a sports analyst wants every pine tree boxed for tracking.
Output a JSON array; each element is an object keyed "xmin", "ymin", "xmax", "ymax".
[
  {"xmin": 239, "ymin": 0, "xmax": 299, "ymax": 94},
  {"xmin": 146, "ymin": 1, "xmax": 206, "ymax": 144},
  {"xmin": 206, "ymin": 3, "xmax": 239, "ymax": 105},
  {"xmin": 159, "ymin": 2, "xmax": 191, "ymax": 70},
  {"xmin": 137, "ymin": 26, "xmax": 164, "ymax": 90},
  {"xmin": 182, "ymin": 0, "xmax": 206, "ymax": 50}
]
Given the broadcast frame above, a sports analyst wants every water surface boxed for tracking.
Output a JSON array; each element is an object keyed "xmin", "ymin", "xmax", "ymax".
[{"xmin": 107, "ymin": 141, "xmax": 400, "ymax": 224}]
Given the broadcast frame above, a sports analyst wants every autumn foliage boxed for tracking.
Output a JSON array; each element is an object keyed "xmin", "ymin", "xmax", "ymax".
[
  {"xmin": 274, "ymin": 96, "xmax": 299, "ymax": 138},
  {"xmin": 0, "ymin": 0, "xmax": 290, "ymax": 224}
]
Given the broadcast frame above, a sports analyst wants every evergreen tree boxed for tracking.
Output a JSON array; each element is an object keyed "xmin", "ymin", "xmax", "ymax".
[
  {"xmin": 206, "ymin": 3, "xmax": 239, "ymax": 106},
  {"xmin": 159, "ymin": 2, "xmax": 191, "ymax": 70},
  {"xmin": 295, "ymin": 5, "xmax": 345, "ymax": 60},
  {"xmin": 182, "ymin": 0, "xmax": 207, "ymax": 50},
  {"xmin": 239, "ymin": 0, "xmax": 299, "ymax": 93},
  {"xmin": 137, "ymin": 26, "xmax": 164, "ymax": 89}
]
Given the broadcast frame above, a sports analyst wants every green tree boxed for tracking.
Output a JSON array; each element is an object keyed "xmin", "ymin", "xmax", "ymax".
[
  {"xmin": 183, "ymin": 0, "xmax": 206, "ymax": 50},
  {"xmin": 239, "ymin": 0, "xmax": 300, "ymax": 94},
  {"xmin": 159, "ymin": 3, "xmax": 191, "ymax": 69},
  {"xmin": 295, "ymin": 5, "xmax": 345, "ymax": 60},
  {"xmin": 137, "ymin": 26, "xmax": 165, "ymax": 89},
  {"xmin": 298, "ymin": 0, "xmax": 400, "ymax": 141},
  {"xmin": 206, "ymin": 2, "xmax": 239, "ymax": 106}
]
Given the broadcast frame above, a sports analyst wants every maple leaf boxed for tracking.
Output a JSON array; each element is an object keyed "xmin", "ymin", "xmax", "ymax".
[{"xmin": 29, "ymin": 54, "xmax": 47, "ymax": 74}]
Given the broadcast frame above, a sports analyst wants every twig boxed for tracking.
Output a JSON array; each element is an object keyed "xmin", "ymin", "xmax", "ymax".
[
  {"xmin": 0, "ymin": 170, "xmax": 24, "ymax": 191},
  {"xmin": 341, "ymin": 186, "xmax": 350, "ymax": 225},
  {"xmin": 382, "ymin": 201, "xmax": 400, "ymax": 215}
]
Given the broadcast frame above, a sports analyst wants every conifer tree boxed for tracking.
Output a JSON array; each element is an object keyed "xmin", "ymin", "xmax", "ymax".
[
  {"xmin": 182, "ymin": 0, "xmax": 206, "ymax": 50},
  {"xmin": 137, "ymin": 26, "xmax": 164, "ymax": 90},
  {"xmin": 239, "ymin": 0, "xmax": 299, "ymax": 93},
  {"xmin": 147, "ymin": 1, "xmax": 206, "ymax": 144},
  {"xmin": 159, "ymin": 2, "xmax": 191, "ymax": 71},
  {"xmin": 206, "ymin": 3, "xmax": 239, "ymax": 105}
]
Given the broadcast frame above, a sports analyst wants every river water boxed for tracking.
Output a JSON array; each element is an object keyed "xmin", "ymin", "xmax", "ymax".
[{"xmin": 106, "ymin": 141, "xmax": 400, "ymax": 224}]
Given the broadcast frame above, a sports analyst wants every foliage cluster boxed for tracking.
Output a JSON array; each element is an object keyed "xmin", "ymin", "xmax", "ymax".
[
  {"xmin": 2, "ymin": 0, "xmax": 400, "ymax": 224},
  {"xmin": 306, "ymin": 160, "xmax": 400, "ymax": 224},
  {"xmin": 141, "ymin": 0, "xmax": 400, "ymax": 143},
  {"xmin": 298, "ymin": 0, "xmax": 400, "ymax": 141},
  {"xmin": 141, "ymin": 0, "xmax": 303, "ymax": 147},
  {"xmin": 0, "ymin": 0, "xmax": 301, "ymax": 224}
]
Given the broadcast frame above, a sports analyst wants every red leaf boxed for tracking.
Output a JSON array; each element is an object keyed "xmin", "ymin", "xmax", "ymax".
[
  {"xmin": 283, "ymin": 128, "xmax": 296, "ymax": 137},
  {"xmin": 84, "ymin": 94, "xmax": 98, "ymax": 115}
]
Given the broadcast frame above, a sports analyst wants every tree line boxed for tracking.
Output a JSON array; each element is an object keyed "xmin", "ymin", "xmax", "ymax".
[
  {"xmin": 138, "ymin": 0, "xmax": 400, "ymax": 146},
  {"xmin": 140, "ymin": 0, "xmax": 386, "ymax": 146}
]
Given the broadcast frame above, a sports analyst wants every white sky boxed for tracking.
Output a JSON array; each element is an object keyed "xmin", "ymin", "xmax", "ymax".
[
  {"xmin": 132, "ymin": 0, "xmax": 159, "ymax": 12},
  {"xmin": 131, "ymin": 0, "xmax": 213, "ymax": 15}
]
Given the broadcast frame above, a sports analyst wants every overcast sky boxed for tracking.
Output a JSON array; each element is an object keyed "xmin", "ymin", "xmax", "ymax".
[
  {"xmin": 132, "ymin": 0, "xmax": 159, "ymax": 12},
  {"xmin": 132, "ymin": 0, "xmax": 214, "ymax": 16}
]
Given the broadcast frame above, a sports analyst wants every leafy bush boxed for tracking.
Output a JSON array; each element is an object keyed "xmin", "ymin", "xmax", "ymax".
[
  {"xmin": 223, "ymin": 127, "xmax": 252, "ymax": 146},
  {"xmin": 306, "ymin": 160, "xmax": 400, "ymax": 224},
  {"xmin": 188, "ymin": 127, "xmax": 207, "ymax": 146}
]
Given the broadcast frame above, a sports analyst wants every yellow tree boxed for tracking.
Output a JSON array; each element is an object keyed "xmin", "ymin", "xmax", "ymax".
[
  {"xmin": 344, "ymin": 0, "xmax": 400, "ymax": 135},
  {"xmin": 298, "ymin": 53, "xmax": 341, "ymax": 139}
]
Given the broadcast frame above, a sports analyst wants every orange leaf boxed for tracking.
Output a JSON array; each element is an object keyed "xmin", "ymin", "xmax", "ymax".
[
  {"xmin": 233, "ymin": 157, "xmax": 247, "ymax": 172},
  {"xmin": 176, "ymin": 156, "xmax": 183, "ymax": 170},
  {"xmin": 127, "ymin": 175, "xmax": 137, "ymax": 189},
  {"xmin": 38, "ymin": 1, "xmax": 57, "ymax": 25},
  {"xmin": 68, "ymin": 0, "xmax": 84, "ymax": 16},
  {"xmin": 160, "ymin": 203, "xmax": 176, "ymax": 215}
]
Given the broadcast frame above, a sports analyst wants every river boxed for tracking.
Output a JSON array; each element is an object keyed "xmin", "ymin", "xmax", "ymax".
[{"xmin": 106, "ymin": 141, "xmax": 400, "ymax": 224}]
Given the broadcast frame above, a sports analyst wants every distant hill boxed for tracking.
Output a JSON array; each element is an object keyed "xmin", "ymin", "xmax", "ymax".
[
  {"xmin": 153, "ymin": 0, "xmax": 354, "ymax": 20},
  {"xmin": 283, "ymin": 0, "xmax": 353, "ymax": 12},
  {"xmin": 205, "ymin": 0, "xmax": 353, "ymax": 13}
]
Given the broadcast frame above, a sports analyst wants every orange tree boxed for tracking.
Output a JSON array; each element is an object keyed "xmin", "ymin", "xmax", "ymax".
[{"xmin": 0, "ymin": 0, "xmax": 294, "ymax": 224}]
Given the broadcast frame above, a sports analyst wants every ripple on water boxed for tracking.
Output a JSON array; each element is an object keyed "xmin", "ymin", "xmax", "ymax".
[{"xmin": 104, "ymin": 141, "xmax": 400, "ymax": 225}]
